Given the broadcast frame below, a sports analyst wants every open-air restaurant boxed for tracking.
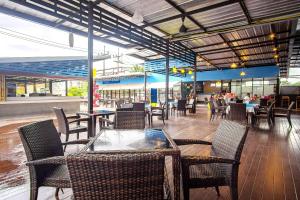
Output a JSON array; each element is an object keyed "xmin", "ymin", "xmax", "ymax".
[{"xmin": 1, "ymin": 0, "xmax": 300, "ymax": 199}]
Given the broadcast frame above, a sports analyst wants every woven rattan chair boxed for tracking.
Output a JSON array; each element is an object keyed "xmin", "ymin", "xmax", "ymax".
[
  {"xmin": 174, "ymin": 120, "xmax": 249, "ymax": 200},
  {"xmin": 229, "ymin": 103, "xmax": 247, "ymax": 124},
  {"xmin": 133, "ymin": 102, "xmax": 145, "ymax": 111},
  {"xmin": 66, "ymin": 152, "xmax": 170, "ymax": 200},
  {"xmin": 53, "ymin": 107, "xmax": 89, "ymax": 151},
  {"xmin": 255, "ymin": 101, "xmax": 276, "ymax": 127},
  {"xmin": 114, "ymin": 111, "xmax": 146, "ymax": 129},
  {"xmin": 176, "ymin": 99, "xmax": 187, "ymax": 116},
  {"xmin": 18, "ymin": 120, "xmax": 89, "ymax": 200},
  {"xmin": 150, "ymin": 103, "xmax": 166, "ymax": 126},
  {"xmin": 273, "ymin": 101, "xmax": 295, "ymax": 127}
]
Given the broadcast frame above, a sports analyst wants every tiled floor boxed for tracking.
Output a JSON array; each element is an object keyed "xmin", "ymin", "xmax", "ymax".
[{"xmin": 1, "ymin": 107, "xmax": 300, "ymax": 199}]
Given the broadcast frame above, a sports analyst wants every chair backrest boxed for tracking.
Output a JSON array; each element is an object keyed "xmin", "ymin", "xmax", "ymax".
[
  {"xmin": 66, "ymin": 152, "xmax": 165, "ymax": 200},
  {"xmin": 53, "ymin": 107, "xmax": 69, "ymax": 134},
  {"xmin": 177, "ymin": 99, "xmax": 187, "ymax": 110},
  {"xmin": 287, "ymin": 101, "xmax": 295, "ymax": 117},
  {"xmin": 18, "ymin": 120, "xmax": 64, "ymax": 162},
  {"xmin": 211, "ymin": 120, "xmax": 249, "ymax": 180},
  {"xmin": 188, "ymin": 99, "xmax": 194, "ymax": 105},
  {"xmin": 267, "ymin": 101, "xmax": 276, "ymax": 118},
  {"xmin": 260, "ymin": 98, "xmax": 268, "ymax": 107},
  {"xmin": 114, "ymin": 111, "xmax": 145, "ymax": 129},
  {"xmin": 133, "ymin": 102, "xmax": 145, "ymax": 111},
  {"xmin": 229, "ymin": 103, "xmax": 246, "ymax": 122},
  {"xmin": 236, "ymin": 99, "xmax": 243, "ymax": 103},
  {"xmin": 212, "ymin": 120, "xmax": 249, "ymax": 161}
]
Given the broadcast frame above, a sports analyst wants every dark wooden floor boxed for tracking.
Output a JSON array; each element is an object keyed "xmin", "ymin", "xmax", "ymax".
[{"xmin": 1, "ymin": 107, "xmax": 300, "ymax": 200}]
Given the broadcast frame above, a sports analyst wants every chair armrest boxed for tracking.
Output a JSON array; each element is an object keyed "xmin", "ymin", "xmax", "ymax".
[
  {"xmin": 61, "ymin": 139, "xmax": 90, "ymax": 145},
  {"xmin": 66, "ymin": 115, "xmax": 79, "ymax": 120},
  {"xmin": 173, "ymin": 139, "xmax": 212, "ymax": 146},
  {"xmin": 26, "ymin": 156, "xmax": 66, "ymax": 166},
  {"xmin": 68, "ymin": 118, "xmax": 90, "ymax": 124},
  {"xmin": 273, "ymin": 108, "xmax": 288, "ymax": 112},
  {"xmin": 181, "ymin": 155, "xmax": 238, "ymax": 166}
]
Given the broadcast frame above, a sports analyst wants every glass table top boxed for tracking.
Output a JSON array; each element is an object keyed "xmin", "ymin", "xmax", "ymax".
[{"xmin": 85, "ymin": 129, "xmax": 171, "ymax": 152}]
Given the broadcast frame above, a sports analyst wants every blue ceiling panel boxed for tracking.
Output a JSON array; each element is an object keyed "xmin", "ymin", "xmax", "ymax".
[{"xmin": 0, "ymin": 59, "xmax": 88, "ymax": 78}]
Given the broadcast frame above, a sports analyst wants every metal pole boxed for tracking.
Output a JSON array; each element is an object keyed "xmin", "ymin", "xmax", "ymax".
[
  {"xmin": 144, "ymin": 71, "xmax": 147, "ymax": 102},
  {"xmin": 193, "ymin": 54, "xmax": 197, "ymax": 98},
  {"xmin": 65, "ymin": 80, "xmax": 68, "ymax": 96},
  {"xmin": 88, "ymin": 2, "xmax": 94, "ymax": 113},
  {"xmin": 165, "ymin": 40, "xmax": 169, "ymax": 120}
]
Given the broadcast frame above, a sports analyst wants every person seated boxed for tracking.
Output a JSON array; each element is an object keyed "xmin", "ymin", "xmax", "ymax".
[
  {"xmin": 243, "ymin": 93, "xmax": 251, "ymax": 103},
  {"xmin": 251, "ymin": 94, "xmax": 259, "ymax": 102}
]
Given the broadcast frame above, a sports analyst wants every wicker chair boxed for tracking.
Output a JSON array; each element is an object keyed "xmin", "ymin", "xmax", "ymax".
[
  {"xmin": 174, "ymin": 120, "xmax": 249, "ymax": 200},
  {"xmin": 114, "ymin": 111, "xmax": 146, "ymax": 129},
  {"xmin": 229, "ymin": 103, "xmax": 247, "ymax": 124},
  {"xmin": 133, "ymin": 102, "xmax": 145, "ymax": 111},
  {"xmin": 176, "ymin": 99, "xmax": 187, "ymax": 116},
  {"xmin": 273, "ymin": 101, "xmax": 295, "ymax": 127},
  {"xmin": 53, "ymin": 107, "xmax": 89, "ymax": 151},
  {"xmin": 150, "ymin": 103, "xmax": 166, "ymax": 125},
  {"xmin": 186, "ymin": 99, "xmax": 195, "ymax": 113},
  {"xmin": 255, "ymin": 101, "xmax": 276, "ymax": 127},
  {"xmin": 18, "ymin": 120, "xmax": 89, "ymax": 200},
  {"xmin": 66, "ymin": 152, "xmax": 169, "ymax": 200}
]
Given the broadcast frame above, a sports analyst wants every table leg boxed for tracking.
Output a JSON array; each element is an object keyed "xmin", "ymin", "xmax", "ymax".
[{"xmin": 172, "ymin": 154, "xmax": 181, "ymax": 200}]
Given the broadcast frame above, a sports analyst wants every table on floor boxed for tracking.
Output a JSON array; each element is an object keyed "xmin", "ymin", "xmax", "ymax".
[
  {"xmin": 81, "ymin": 128, "xmax": 181, "ymax": 200},
  {"xmin": 77, "ymin": 110, "xmax": 115, "ymax": 137}
]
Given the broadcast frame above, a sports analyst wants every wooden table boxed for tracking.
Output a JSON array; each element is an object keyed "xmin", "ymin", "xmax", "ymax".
[
  {"xmin": 82, "ymin": 128, "xmax": 181, "ymax": 200},
  {"xmin": 77, "ymin": 110, "xmax": 115, "ymax": 137}
]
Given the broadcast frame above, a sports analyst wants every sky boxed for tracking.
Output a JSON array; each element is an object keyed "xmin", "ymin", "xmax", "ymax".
[{"xmin": 0, "ymin": 13, "xmax": 143, "ymax": 66}]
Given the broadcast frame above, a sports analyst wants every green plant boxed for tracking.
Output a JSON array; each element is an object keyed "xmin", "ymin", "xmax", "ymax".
[
  {"xmin": 68, "ymin": 84, "xmax": 87, "ymax": 97},
  {"xmin": 130, "ymin": 64, "xmax": 144, "ymax": 72}
]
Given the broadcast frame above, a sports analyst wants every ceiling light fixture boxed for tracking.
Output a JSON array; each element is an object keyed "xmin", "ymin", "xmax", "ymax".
[
  {"xmin": 240, "ymin": 71, "xmax": 246, "ymax": 76},
  {"xmin": 172, "ymin": 66, "xmax": 177, "ymax": 73},
  {"xmin": 273, "ymin": 47, "xmax": 278, "ymax": 51},
  {"xmin": 270, "ymin": 33, "xmax": 276, "ymax": 39},
  {"xmin": 231, "ymin": 63, "xmax": 237, "ymax": 68},
  {"xmin": 274, "ymin": 54, "xmax": 279, "ymax": 59},
  {"xmin": 179, "ymin": 16, "xmax": 188, "ymax": 33},
  {"xmin": 188, "ymin": 70, "xmax": 193, "ymax": 75},
  {"xmin": 132, "ymin": 10, "xmax": 144, "ymax": 24},
  {"xmin": 180, "ymin": 69, "xmax": 185, "ymax": 74}
]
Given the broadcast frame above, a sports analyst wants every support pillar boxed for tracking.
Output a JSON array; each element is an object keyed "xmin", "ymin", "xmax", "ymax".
[
  {"xmin": 88, "ymin": 2, "xmax": 94, "ymax": 113},
  {"xmin": 193, "ymin": 55, "xmax": 197, "ymax": 98},
  {"xmin": 165, "ymin": 40, "xmax": 169, "ymax": 120},
  {"xmin": 65, "ymin": 80, "xmax": 68, "ymax": 96},
  {"xmin": 144, "ymin": 71, "xmax": 147, "ymax": 102}
]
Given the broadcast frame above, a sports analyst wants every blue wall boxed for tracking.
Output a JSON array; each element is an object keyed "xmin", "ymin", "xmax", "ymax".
[
  {"xmin": 96, "ymin": 66, "xmax": 279, "ymax": 85},
  {"xmin": 183, "ymin": 66, "xmax": 279, "ymax": 82}
]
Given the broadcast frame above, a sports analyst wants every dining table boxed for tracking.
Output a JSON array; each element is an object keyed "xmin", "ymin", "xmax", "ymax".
[
  {"xmin": 81, "ymin": 128, "xmax": 181, "ymax": 200},
  {"xmin": 77, "ymin": 110, "xmax": 115, "ymax": 137}
]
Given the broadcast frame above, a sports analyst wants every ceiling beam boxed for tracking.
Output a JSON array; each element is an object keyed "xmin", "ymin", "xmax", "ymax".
[
  {"xmin": 211, "ymin": 55, "xmax": 288, "ymax": 65},
  {"xmin": 141, "ymin": 0, "xmax": 240, "ymax": 28},
  {"xmin": 191, "ymin": 30, "xmax": 289, "ymax": 49},
  {"xmin": 170, "ymin": 13, "xmax": 300, "ymax": 42},
  {"xmin": 196, "ymin": 35, "xmax": 298, "ymax": 54},
  {"xmin": 164, "ymin": 0, "xmax": 206, "ymax": 31},
  {"xmin": 207, "ymin": 50, "xmax": 288, "ymax": 61},
  {"xmin": 100, "ymin": 1, "xmax": 170, "ymax": 36},
  {"xmin": 218, "ymin": 33, "xmax": 242, "ymax": 63},
  {"xmin": 239, "ymin": 0, "xmax": 252, "ymax": 24}
]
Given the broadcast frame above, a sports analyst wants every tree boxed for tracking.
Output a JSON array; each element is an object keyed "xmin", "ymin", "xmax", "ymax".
[{"xmin": 130, "ymin": 64, "xmax": 144, "ymax": 72}]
